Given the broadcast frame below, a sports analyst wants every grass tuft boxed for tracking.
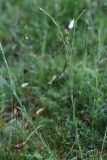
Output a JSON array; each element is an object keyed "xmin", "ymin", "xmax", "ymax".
[{"xmin": 0, "ymin": 0, "xmax": 107, "ymax": 159}]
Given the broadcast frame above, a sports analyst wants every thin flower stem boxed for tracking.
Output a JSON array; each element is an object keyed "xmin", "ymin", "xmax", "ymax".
[
  {"xmin": 26, "ymin": 125, "xmax": 43, "ymax": 143},
  {"xmin": 39, "ymin": 7, "xmax": 68, "ymax": 55},
  {"xmin": 0, "ymin": 43, "xmax": 15, "ymax": 90},
  {"xmin": 0, "ymin": 43, "xmax": 34, "ymax": 126}
]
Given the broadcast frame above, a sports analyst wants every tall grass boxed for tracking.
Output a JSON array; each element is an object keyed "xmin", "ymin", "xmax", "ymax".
[{"xmin": 0, "ymin": 0, "xmax": 107, "ymax": 159}]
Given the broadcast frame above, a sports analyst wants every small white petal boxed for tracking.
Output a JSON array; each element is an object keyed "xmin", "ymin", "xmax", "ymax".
[
  {"xmin": 26, "ymin": 36, "xmax": 28, "ymax": 39},
  {"xmin": 68, "ymin": 19, "xmax": 75, "ymax": 29},
  {"xmin": 21, "ymin": 83, "xmax": 28, "ymax": 88}
]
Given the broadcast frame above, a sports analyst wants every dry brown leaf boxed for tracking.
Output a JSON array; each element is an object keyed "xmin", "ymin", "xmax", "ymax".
[
  {"xmin": 36, "ymin": 107, "xmax": 45, "ymax": 115},
  {"xmin": 48, "ymin": 75, "xmax": 57, "ymax": 84},
  {"xmin": 13, "ymin": 125, "xmax": 43, "ymax": 150},
  {"xmin": 14, "ymin": 141, "xmax": 26, "ymax": 149}
]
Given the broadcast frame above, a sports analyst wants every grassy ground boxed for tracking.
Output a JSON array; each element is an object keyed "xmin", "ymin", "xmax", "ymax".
[{"xmin": 0, "ymin": 0, "xmax": 107, "ymax": 159}]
